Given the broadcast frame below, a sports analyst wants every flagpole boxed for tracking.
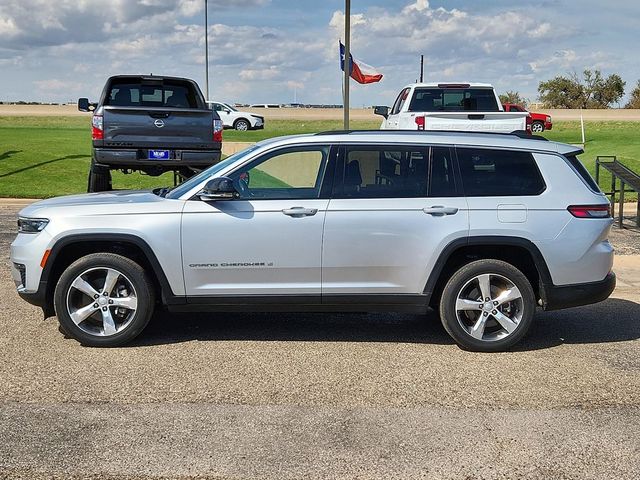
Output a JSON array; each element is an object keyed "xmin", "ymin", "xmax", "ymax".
[
  {"xmin": 343, "ymin": 0, "xmax": 351, "ymax": 130},
  {"xmin": 204, "ymin": 0, "xmax": 210, "ymax": 101}
]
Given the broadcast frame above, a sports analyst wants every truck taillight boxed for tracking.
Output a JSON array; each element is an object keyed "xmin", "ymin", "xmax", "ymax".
[
  {"xmin": 91, "ymin": 114, "xmax": 103, "ymax": 140},
  {"xmin": 213, "ymin": 119, "xmax": 223, "ymax": 142},
  {"xmin": 567, "ymin": 205, "xmax": 611, "ymax": 218},
  {"xmin": 415, "ymin": 116, "xmax": 425, "ymax": 131}
]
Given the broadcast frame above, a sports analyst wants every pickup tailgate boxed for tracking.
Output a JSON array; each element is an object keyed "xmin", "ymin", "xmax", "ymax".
[
  {"xmin": 416, "ymin": 112, "xmax": 528, "ymax": 133},
  {"xmin": 102, "ymin": 106, "xmax": 215, "ymax": 149}
]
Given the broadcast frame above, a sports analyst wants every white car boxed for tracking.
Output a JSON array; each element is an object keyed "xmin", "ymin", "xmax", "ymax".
[
  {"xmin": 208, "ymin": 101, "xmax": 264, "ymax": 131},
  {"xmin": 375, "ymin": 83, "xmax": 529, "ymax": 133}
]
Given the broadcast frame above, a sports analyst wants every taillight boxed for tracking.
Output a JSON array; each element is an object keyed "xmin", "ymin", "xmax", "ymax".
[
  {"xmin": 213, "ymin": 119, "xmax": 223, "ymax": 142},
  {"xmin": 415, "ymin": 116, "xmax": 425, "ymax": 131},
  {"xmin": 567, "ymin": 205, "xmax": 611, "ymax": 218},
  {"xmin": 91, "ymin": 114, "xmax": 103, "ymax": 140}
]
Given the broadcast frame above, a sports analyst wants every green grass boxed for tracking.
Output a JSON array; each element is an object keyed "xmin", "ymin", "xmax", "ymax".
[{"xmin": 0, "ymin": 115, "xmax": 638, "ymax": 199}]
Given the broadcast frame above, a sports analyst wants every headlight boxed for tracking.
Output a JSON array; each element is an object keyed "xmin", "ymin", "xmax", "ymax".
[
  {"xmin": 17, "ymin": 217, "xmax": 49, "ymax": 234},
  {"xmin": 546, "ymin": 116, "xmax": 551, "ymax": 122}
]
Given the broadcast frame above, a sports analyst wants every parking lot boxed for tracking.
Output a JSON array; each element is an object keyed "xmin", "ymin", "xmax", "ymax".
[{"xmin": 1, "ymin": 202, "xmax": 639, "ymax": 479}]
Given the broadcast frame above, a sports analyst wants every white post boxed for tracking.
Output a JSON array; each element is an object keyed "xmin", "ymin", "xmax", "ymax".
[
  {"xmin": 204, "ymin": 0, "xmax": 209, "ymax": 101},
  {"xmin": 343, "ymin": 0, "xmax": 351, "ymax": 130},
  {"xmin": 580, "ymin": 110, "xmax": 585, "ymax": 145}
]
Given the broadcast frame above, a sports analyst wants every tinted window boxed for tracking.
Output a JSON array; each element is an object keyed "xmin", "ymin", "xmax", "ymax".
[
  {"xmin": 229, "ymin": 146, "xmax": 329, "ymax": 199},
  {"xmin": 566, "ymin": 155, "xmax": 600, "ymax": 192},
  {"xmin": 337, "ymin": 146, "xmax": 429, "ymax": 198},
  {"xmin": 106, "ymin": 79, "xmax": 200, "ymax": 108},
  {"xmin": 457, "ymin": 148, "xmax": 545, "ymax": 196},
  {"xmin": 408, "ymin": 88, "xmax": 499, "ymax": 112},
  {"xmin": 429, "ymin": 147, "xmax": 457, "ymax": 197}
]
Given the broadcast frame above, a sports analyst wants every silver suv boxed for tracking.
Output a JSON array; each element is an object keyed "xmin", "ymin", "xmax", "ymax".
[{"xmin": 11, "ymin": 131, "xmax": 615, "ymax": 351}]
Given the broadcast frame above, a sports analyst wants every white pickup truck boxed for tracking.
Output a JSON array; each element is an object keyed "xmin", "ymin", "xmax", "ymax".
[{"xmin": 374, "ymin": 83, "xmax": 529, "ymax": 133}]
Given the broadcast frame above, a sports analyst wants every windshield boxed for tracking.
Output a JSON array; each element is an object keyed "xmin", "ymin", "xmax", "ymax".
[
  {"xmin": 224, "ymin": 103, "xmax": 238, "ymax": 112},
  {"xmin": 165, "ymin": 144, "xmax": 262, "ymax": 199}
]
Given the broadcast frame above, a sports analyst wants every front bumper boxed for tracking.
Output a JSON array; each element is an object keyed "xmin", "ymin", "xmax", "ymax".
[
  {"xmin": 94, "ymin": 148, "xmax": 222, "ymax": 169},
  {"xmin": 542, "ymin": 272, "xmax": 616, "ymax": 311}
]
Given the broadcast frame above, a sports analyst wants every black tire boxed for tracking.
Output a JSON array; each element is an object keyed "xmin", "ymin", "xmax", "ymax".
[
  {"xmin": 531, "ymin": 121, "xmax": 545, "ymax": 133},
  {"xmin": 439, "ymin": 259, "xmax": 536, "ymax": 352},
  {"xmin": 87, "ymin": 160, "xmax": 112, "ymax": 192},
  {"xmin": 54, "ymin": 253, "xmax": 155, "ymax": 347},
  {"xmin": 234, "ymin": 119, "xmax": 250, "ymax": 131}
]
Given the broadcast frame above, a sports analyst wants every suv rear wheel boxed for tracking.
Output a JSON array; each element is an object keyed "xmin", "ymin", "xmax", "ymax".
[
  {"xmin": 439, "ymin": 259, "xmax": 535, "ymax": 352},
  {"xmin": 54, "ymin": 253, "xmax": 155, "ymax": 347}
]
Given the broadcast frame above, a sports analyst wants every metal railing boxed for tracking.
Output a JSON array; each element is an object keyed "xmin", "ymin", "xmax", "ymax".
[{"xmin": 595, "ymin": 156, "xmax": 640, "ymax": 228}]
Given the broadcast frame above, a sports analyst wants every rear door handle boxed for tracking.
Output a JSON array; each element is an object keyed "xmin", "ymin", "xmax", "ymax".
[
  {"xmin": 282, "ymin": 207, "xmax": 318, "ymax": 217},
  {"xmin": 423, "ymin": 205, "xmax": 458, "ymax": 216}
]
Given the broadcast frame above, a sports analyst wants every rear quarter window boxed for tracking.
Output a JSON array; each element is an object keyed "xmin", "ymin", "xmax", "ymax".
[
  {"xmin": 565, "ymin": 154, "xmax": 601, "ymax": 192},
  {"xmin": 457, "ymin": 148, "xmax": 546, "ymax": 196}
]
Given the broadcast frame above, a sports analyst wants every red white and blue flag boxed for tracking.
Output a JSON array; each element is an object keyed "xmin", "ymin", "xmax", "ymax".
[{"xmin": 340, "ymin": 42, "xmax": 383, "ymax": 84}]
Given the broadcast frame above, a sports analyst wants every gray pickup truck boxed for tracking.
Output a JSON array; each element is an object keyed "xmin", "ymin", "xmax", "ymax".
[{"xmin": 78, "ymin": 75, "xmax": 223, "ymax": 192}]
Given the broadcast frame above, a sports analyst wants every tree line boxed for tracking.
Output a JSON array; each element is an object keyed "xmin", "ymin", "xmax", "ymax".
[{"xmin": 499, "ymin": 70, "xmax": 640, "ymax": 109}]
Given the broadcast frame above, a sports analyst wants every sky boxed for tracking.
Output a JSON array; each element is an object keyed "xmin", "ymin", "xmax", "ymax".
[{"xmin": 1, "ymin": 0, "xmax": 639, "ymax": 106}]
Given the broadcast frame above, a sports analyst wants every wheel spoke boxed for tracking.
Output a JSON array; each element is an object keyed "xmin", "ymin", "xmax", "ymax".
[
  {"xmin": 111, "ymin": 296, "xmax": 137, "ymax": 310},
  {"xmin": 495, "ymin": 287, "xmax": 522, "ymax": 306},
  {"xmin": 101, "ymin": 308, "xmax": 117, "ymax": 336},
  {"xmin": 477, "ymin": 274, "xmax": 492, "ymax": 300},
  {"xmin": 470, "ymin": 315, "xmax": 488, "ymax": 340},
  {"xmin": 70, "ymin": 302, "xmax": 97, "ymax": 325},
  {"xmin": 102, "ymin": 269, "xmax": 120, "ymax": 296},
  {"xmin": 456, "ymin": 298, "xmax": 480, "ymax": 311},
  {"xmin": 492, "ymin": 310, "xmax": 519, "ymax": 334},
  {"xmin": 71, "ymin": 276, "xmax": 100, "ymax": 299}
]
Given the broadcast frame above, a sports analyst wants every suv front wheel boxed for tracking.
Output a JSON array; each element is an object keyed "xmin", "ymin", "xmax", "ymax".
[
  {"xmin": 439, "ymin": 259, "xmax": 536, "ymax": 352},
  {"xmin": 54, "ymin": 253, "xmax": 155, "ymax": 347}
]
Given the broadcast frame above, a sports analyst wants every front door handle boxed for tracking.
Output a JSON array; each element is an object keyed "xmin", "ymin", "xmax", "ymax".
[
  {"xmin": 423, "ymin": 205, "xmax": 459, "ymax": 216},
  {"xmin": 282, "ymin": 207, "xmax": 318, "ymax": 217}
]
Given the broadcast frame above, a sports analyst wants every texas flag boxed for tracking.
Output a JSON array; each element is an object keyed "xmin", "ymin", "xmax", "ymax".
[{"xmin": 340, "ymin": 42, "xmax": 383, "ymax": 84}]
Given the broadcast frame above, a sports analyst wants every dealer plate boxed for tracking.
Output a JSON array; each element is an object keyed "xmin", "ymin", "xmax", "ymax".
[{"xmin": 148, "ymin": 150, "xmax": 170, "ymax": 160}]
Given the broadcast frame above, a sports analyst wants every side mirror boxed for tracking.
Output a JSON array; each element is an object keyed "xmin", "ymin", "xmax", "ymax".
[
  {"xmin": 198, "ymin": 177, "xmax": 238, "ymax": 201},
  {"xmin": 374, "ymin": 105, "xmax": 390, "ymax": 119},
  {"xmin": 78, "ymin": 98, "xmax": 90, "ymax": 112}
]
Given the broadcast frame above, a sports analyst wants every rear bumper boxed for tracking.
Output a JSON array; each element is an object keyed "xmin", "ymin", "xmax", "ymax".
[
  {"xmin": 93, "ymin": 148, "xmax": 222, "ymax": 169},
  {"xmin": 542, "ymin": 272, "xmax": 616, "ymax": 311}
]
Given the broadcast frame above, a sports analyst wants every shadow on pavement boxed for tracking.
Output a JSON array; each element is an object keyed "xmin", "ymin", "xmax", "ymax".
[
  {"xmin": 0, "ymin": 154, "xmax": 87, "ymax": 178},
  {"xmin": 130, "ymin": 297, "xmax": 640, "ymax": 350}
]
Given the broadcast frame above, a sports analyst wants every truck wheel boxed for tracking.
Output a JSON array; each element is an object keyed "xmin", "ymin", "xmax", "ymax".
[
  {"xmin": 531, "ymin": 121, "xmax": 545, "ymax": 133},
  {"xmin": 87, "ymin": 161, "xmax": 112, "ymax": 192},
  {"xmin": 54, "ymin": 253, "xmax": 155, "ymax": 347},
  {"xmin": 234, "ymin": 119, "xmax": 250, "ymax": 131},
  {"xmin": 439, "ymin": 259, "xmax": 536, "ymax": 352}
]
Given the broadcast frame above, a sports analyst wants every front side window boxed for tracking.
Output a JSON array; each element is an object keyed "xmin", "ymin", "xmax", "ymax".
[
  {"xmin": 391, "ymin": 88, "xmax": 411, "ymax": 115},
  {"xmin": 457, "ymin": 148, "xmax": 546, "ymax": 196},
  {"xmin": 229, "ymin": 146, "xmax": 330, "ymax": 199},
  {"xmin": 336, "ymin": 145, "xmax": 429, "ymax": 198}
]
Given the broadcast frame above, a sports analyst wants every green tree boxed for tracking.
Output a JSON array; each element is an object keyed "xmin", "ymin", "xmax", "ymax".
[
  {"xmin": 538, "ymin": 70, "xmax": 625, "ymax": 108},
  {"xmin": 625, "ymin": 80, "xmax": 640, "ymax": 109},
  {"xmin": 498, "ymin": 91, "xmax": 527, "ymax": 106}
]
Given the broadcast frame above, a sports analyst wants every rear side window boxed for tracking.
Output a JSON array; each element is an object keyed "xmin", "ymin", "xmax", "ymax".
[
  {"xmin": 457, "ymin": 148, "xmax": 546, "ymax": 196},
  {"xmin": 565, "ymin": 154, "xmax": 601, "ymax": 192},
  {"xmin": 105, "ymin": 79, "xmax": 200, "ymax": 108},
  {"xmin": 408, "ymin": 87, "xmax": 499, "ymax": 112}
]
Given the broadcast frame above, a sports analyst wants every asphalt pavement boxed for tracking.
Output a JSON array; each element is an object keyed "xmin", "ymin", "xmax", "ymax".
[{"xmin": 0, "ymin": 204, "xmax": 638, "ymax": 479}]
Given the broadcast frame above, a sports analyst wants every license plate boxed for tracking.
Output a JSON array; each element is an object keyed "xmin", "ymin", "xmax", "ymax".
[{"xmin": 148, "ymin": 150, "xmax": 170, "ymax": 160}]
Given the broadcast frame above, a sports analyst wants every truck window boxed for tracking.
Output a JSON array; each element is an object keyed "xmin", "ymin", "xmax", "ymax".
[
  {"xmin": 391, "ymin": 88, "xmax": 411, "ymax": 115},
  {"xmin": 106, "ymin": 79, "xmax": 200, "ymax": 108},
  {"xmin": 408, "ymin": 88, "xmax": 499, "ymax": 112}
]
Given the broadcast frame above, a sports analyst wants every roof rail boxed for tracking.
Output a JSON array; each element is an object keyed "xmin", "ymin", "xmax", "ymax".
[{"xmin": 314, "ymin": 129, "xmax": 549, "ymax": 140}]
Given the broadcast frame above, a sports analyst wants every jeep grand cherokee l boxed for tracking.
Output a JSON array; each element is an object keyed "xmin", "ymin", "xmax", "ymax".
[{"xmin": 11, "ymin": 131, "xmax": 615, "ymax": 351}]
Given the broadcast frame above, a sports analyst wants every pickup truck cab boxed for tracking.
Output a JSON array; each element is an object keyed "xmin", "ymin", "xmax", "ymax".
[
  {"xmin": 78, "ymin": 75, "xmax": 223, "ymax": 192},
  {"xmin": 375, "ymin": 83, "xmax": 528, "ymax": 134},
  {"xmin": 502, "ymin": 103, "xmax": 553, "ymax": 133}
]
